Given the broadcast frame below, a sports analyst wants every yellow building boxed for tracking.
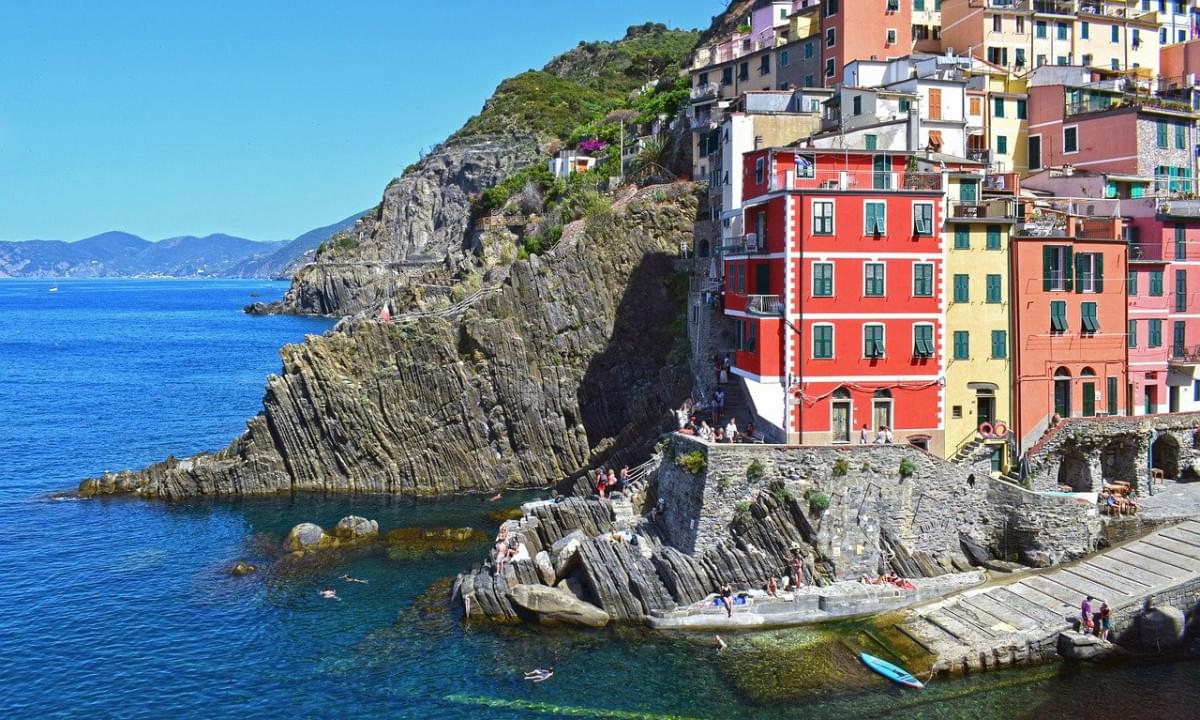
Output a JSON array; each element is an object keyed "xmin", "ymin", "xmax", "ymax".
[
  {"xmin": 943, "ymin": 174, "xmax": 1015, "ymax": 472},
  {"xmin": 963, "ymin": 61, "xmax": 1030, "ymax": 174}
]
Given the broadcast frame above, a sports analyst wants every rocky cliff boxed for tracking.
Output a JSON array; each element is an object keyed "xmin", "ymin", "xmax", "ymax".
[{"xmin": 80, "ymin": 184, "xmax": 700, "ymax": 500}]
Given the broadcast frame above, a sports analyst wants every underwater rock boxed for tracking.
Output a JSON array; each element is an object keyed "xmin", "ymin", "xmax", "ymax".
[
  {"xmin": 335, "ymin": 515, "xmax": 379, "ymax": 541},
  {"xmin": 1057, "ymin": 632, "xmax": 1127, "ymax": 661},
  {"xmin": 385, "ymin": 527, "xmax": 486, "ymax": 559},
  {"xmin": 507, "ymin": 584, "xmax": 609, "ymax": 628},
  {"xmin": 285, "ymin": 522, "xmax": 334, "ymax": 552},
  {"xmin": 230, "ymin": 561, "xmax": 258, "ymax": 576}
]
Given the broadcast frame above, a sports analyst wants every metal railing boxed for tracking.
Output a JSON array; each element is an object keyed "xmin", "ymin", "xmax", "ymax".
[
  {"xmin": 764, "ymin": 169, "xmax": 943, "ymax": 193},
  {"xmin": 746, "ymin": 294, "xmax": 784, "ymax": 316},
  {"xmin": 690, "ymin": 83, "xmax": 720, "ymax": 102},
  {"xmin": 720, "ymin": 233, "xmax": 769, "ymax": 255},
  {"xmin": 1066, "ymin": 93, "xmax": 1197, "ymax": 117},
  {"xmin": 1170, "ymin": 345, "xmax": 1200, "ymax": 363},
  {"xmin": 950, "ymin": 200, "xmax": 1017, "ymax": 219}
]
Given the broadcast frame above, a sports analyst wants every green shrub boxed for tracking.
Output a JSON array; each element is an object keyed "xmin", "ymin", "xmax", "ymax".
[
  {"xmin": 832, "ymin": 458, "xmax": 849, "ymax": 476},
  {"xmin": 716, "ymin": 475, "xmax": 731, "ymax": 493},
  {"xmin": 772, "ymin": 485, "xmax": 793, "ymax": 503},
  {"xmin": 746, "ymin": 459, "xmax": 766, "ymax": 482},
  {"xmin": 734, "ymin": 500, "xmax": 751, "ymax": 516},
  {"xmin": 808, "ymin": 492, "xmax": 830, "ymax": 515},
  {"xmin": 899, "ymin": 457, "xmax": 917, "ymax": 478},
  {"xmin": 676, "ymin": 450, "xmax": 707, "ymax": 475}
]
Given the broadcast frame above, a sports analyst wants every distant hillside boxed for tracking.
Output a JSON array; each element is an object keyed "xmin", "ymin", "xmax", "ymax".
[{"xmin": 0, "ymin": 214, "xmax": 365, "ymax": 279}]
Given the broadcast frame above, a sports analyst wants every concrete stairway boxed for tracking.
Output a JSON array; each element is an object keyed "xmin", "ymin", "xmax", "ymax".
[
  {"xmin": 610, "ymin": 497, "xmax": 637, "ymax": 529},
  {"xmin": 895, "ymin": 519, "xmax": 1200, "ymax": 673}
]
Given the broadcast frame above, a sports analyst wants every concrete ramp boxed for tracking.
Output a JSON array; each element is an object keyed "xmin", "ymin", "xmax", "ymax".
[{"xmin": 898, "ymin": 519, "xmax": 1200, "ymax": 674}]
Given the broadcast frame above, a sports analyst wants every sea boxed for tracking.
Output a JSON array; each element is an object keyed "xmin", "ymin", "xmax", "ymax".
[{"xmin": 1, "ymin": 278, "xmax": 1197, "ymax": 719}]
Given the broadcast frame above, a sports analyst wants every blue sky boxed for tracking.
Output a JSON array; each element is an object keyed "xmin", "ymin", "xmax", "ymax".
[{"xmin": 0, "ymin": 1, "xmax": 718, "ymax": 241}]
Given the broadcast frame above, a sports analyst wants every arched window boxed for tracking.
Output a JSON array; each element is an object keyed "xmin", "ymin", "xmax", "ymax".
[
  {"xmin": 1081, "ymin": 366, "xmax": 1096, "ymax": 377},
  {"xmin": 1054, "ymin": 367, "xmax": 1072, "ymax": 377},
  {"xmin": 873, "ymin": 388, "xmax": 893, "ymax": 398}
]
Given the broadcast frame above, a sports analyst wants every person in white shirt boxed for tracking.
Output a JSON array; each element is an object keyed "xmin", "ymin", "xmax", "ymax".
[{"xmin": 725, "ymin": 418, "xmax": 738, "ymax": 442}]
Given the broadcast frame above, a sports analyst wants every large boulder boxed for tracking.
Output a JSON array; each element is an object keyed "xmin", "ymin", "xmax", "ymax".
[
  {"xmin": 1131, "ymin": 603, "xmax": 1186, "ymax": 651},
  {"xmin": 551, "ymin": 530, "xmax": 587, "ymax": 579},
  {"xmin": 507, "ymin": 584, "xmax": 610, "ymax": 628},
  {"xmin": 285, "ymin": 522, "xmax": 334, "ymax": 552},
  {"xmin": 335, "ymin": 515, "xmax": 379, "ymax": 541},
  {"xmin": 1057, "ymin": 631, "xmax": 1126, "ymax": 661},
  {"xmin": 534, "ymin": 551, "xmax": 556, "ymax": 586}
]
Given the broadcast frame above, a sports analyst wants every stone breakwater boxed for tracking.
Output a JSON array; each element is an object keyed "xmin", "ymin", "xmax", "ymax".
[
  {"xmin": 452, "ymin": 439, "xmax": 1101, "ymax": 628},
  {"xmin": 77, "ymin": 185, "xmax": 699, "ymax": 500}
]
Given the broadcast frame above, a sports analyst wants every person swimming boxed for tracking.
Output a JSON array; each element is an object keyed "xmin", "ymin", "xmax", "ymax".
[
  {"xmin": 319, "ymin": 587, "xmax": 339, "ymax": 600},
  {"xmin": 340, "ymin": 574, "xmax": 368, "ymax": 584},
  {"xmin": 523, "ymin": 667, "xmax": 554, "ymax": 682}
]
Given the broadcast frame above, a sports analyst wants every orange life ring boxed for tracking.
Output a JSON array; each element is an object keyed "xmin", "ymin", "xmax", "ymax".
[
  {"xmin": 978, "ymin": 422, "xmax": 993, "ymax": 437},
  {"xmin": 992, "ymin": 422, "xmax": 1008, "ymax": 437}
]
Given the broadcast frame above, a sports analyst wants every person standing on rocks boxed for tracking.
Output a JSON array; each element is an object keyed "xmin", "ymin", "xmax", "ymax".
[
  {"xmin": 725, "ymin": 418, "xmax": 738, "ymax": 443},
  {"xmin": 720, "ymin": 583, "xmax": 734, "ymax": 618},
  {"xmin": 1099, "ymin": 601, "xmax": 1112, "ymax": 641},
  {"xmin": 1080, "ymin": 596, "xmax": 1093, "ymax": 633}
]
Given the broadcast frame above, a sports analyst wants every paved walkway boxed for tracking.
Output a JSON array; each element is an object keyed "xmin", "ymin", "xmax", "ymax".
[
  {"xmin": 895, "ymin": 519, "xmax": 1200, "ymax": 673},
  {"xmin": 1138, "ymin": 479, "xmax": 1200, "ymax": 521}
]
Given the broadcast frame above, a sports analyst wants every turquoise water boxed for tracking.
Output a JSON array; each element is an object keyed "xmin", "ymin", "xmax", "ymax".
[{"xmin": 1, "ymin": 279, "xmax": 1197, "ymax": 719}]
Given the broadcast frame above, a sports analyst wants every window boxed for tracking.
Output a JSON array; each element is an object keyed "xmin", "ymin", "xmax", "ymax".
[
  {"xmin": 865, "ymin": 201, "xmax": 887, "ymax": 234},
  {"xmin": 1177, "ymin": 269, "xmax": 1188, "ymax": 312},
  {"xmin": 1015, "ymin": 47, "xmax": 1026, "ymax": 68},
  {"xmin": 953, "ymin": 330, "xmax": 970, "ymax": 360},
  {"xmin": 913, "ymin": 262, "xmax": 934, "ymax": 296},
  {"xmin": 796, "ymin": 153, "xmax": 815, "ymax": 179},
  {"xmin": 1128, "ymin": 270, "xmax": 1138, "ymax": 296},
  {"xmin": 755, "ymin": 157, "xmax": 765, "ymax": 184},
  {"xmin": 826, "ymin": 27, "xmax": 836, "ymax": 48},
  {"xmin": 865, "ymin": 262, "xmax": 886, "ymax": 296},
  {"xmin": 760, "ymin": 55, "xmax": 771, "ymax": 75},
  {"xmin": 913, "ymin": 203, "xmax": 933, "ymax": 235},
  {"xmin": 1176, "ymin": 122, "xmax": 1187, "ymax": 150},
  {"xmin": 1081, "ymin": 302, "xmax": 1099, "ymax": 334},
  {"xmin": 886, "ymin": 28, "xmax": 897, "ymax": 45},
  {"xmin": 1082, "ymin": 53, "xmax": 1093, "ymax": 66},
  {"xmin": 813, "ymin": 324, "xmax": 834, "ymax": 358},
  {"xmin": 1158, "ymin": 120, "xmax": 1169, "ymax": 148},
  {"xmin": 722, "ymin": 67, "xmax": 733, "ymax": 86},
  {"xmin": 1075, "ymin": 252, "xmax": 1103, "ymax": 293},
  {"xmin": 953, "ymin": 273, "xmax": 970, "ymax": 302},
  {"xmin": 1050, "ymin": 300, "xmax": 1068, "ymax": 333},
  {"xmin": 1081, "ymin": 21, "xmax": 1089, "ymax": 39},
  {"xmin": 1151, "ymin": 270, "xmax": 1164, "ymax": 296},
  {"xmin": 852, "ymin": 95, "xmax": 862, "ymax": 115},
  {"xmin": 886, "ymin": 0, "xmax": 899, "ymax": 12},
  {"xmin": 806, "ymin": 77, "xmax": 816, "ymax": 90},
  {"xmin": 813, "ymin": 201, "xmax": 834, "ymax": 234},
  {"xmin": 954, "ymin": 226, "xmax": 969, "ymax": 249},
  {"xmin": 1177, "ymin": 226, "xmax": 1187, "ymax": 260},
  {"xmin": 993, "ymin": 97, "xmax": 1005, "ymax": 118},
  {"xmin": 804, "ymin": 41, "xmax": 814, "ymax": 59},
  {"xmin": 1029, "ymin": 135, "xmax": 1042, "ymax": 170},
  {"xmin": 986, "ymin": 274, "xmax": 1002, "ymax": 303},
  {"xmin": 1133, "ymin": 28, "xmax": 1141, "ymax": 47},
  {"xmin": 1111, "ymin": 25, "xmax": 1120, "ymax": 43},
  {"xmin": 1149, "ymin": 318, "xmax": 1163, "ymax": 347},
  {"xmin": 952, "ymin": 405, "xmax": 963, "ymax": 419},
  {"xmin": 739, "ymin": 61, "xmax": 749, "ymax": 81},
  {"xmin": 1016, "ymin": 16, "xmax": 1024, "ymax": 34},
  {"xmin": 991, "ymin": 330, "xmax": 1007, "ymax": 359},
  {"xmin": 780, "ymin": 50, "xmax": 790, "ymax": 67},
  {"xmin": 865, "ymin": 134, "xmax": 877, "ymax": 150},
  {"xmin": 1063, "ymin": 126, "xmax": 1078, "ymax": 153},
  {"xmin": 864, "ymin": 324, "xmax": 885, "ymax": 358},
  {"xmin": 914, "ymin": 324, "xmax": 935, "ymax": 357},
  {"xmin": 997, "ymin": 135, "xmax": 1008, "ymax": 155},
  {"xmin": 969, "ymin": 96, "xmax": 981, "ymax": 116},
  {"xmin": 825, "ymin": 58, "xmax": 836, "ymax": 77},
  {"xmin": 1175, "ymin": 320, "xmax": 1188, "ymax": 356},
  {"xmin": 823, "ymin": 0, "xmax": 838, "ymax": 16},
  {"xmin": 1161, "ymin": 27, "xmax": 1168, "ymax": 44},
  {"xmin": 1111, "ymin": 58, "xmax": 1120, "ymax": 70},
  {"xmin": 813, "ymin": 262, "xmax": 834, "ymax": 296},
  {"xmin": 915, "ymin": 0, "xmax": 924, "ymax": 9},
  {"xmin": 698, "ymin": 72, "xmax": 708, "ymax": 86},
  {"xmin": 1016, "ymin": 99, "xmax": 1026, "ymax": 119},
  {"xmin": 986, "ymin": 225, "xmax": 1002, "ymax": 250},
  {"xmin": 1036, "ymin": 20, "xmax": 1047, "ymax": 38},
  {"xmin": 992, "ymin": 15, "xmax": 1001, "ymax": 33},
  {"xmin": 1057, "ymin": 22, "xmax": 1068, "ymax": 40},
  {"xmin": 1043, "ymin": 245, "xmax": 1072, "ymax": 291},
  {"xmin": 1056, "ymin": 56, "xmax": 1068, "ymax": 66},
  {"xmin": 1129, "ymin": 319, "xmax": 1138, "ymax": 348},
  {"xmin": 1195, "ymin": 379, "xmax": 1200, "ymax": 403}
]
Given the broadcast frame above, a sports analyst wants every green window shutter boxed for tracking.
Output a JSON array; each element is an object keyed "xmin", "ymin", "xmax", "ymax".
[
  {"xmin": 1150, "ymin": 319, "xmax": 1162, "ymax": 347},
  {"xmin": 953, "ymin": 330, "xmax": 969, "ymax": 359},
  {"xmin": 1042, "ymin": 246, "xmax": 1053, "ymax": 291},
  {"xmin": 986, "ymin": 274, "xmax": 1001, "ymax": 303},
  {"xmin": 1108, "ymin": 377, "xmax": 1117, "ymax": 416},
  {"xmin": 866, "ymin": 203, "xmax": 876, "ymax": 233},
  {"xmin": 954, "ymin": 274, "xmax": 969, "ymax": 302},
  {"xmin": 1082, "ymin": 302, "xmax": 1099, "ymax": 333},
  {"xmin": 1152, "ymin": 271, "xmax": 1164, "ymax": 296},
  {"xmin": 1074, "ymin": 252, "xmax": 1087, "ymax": 294},
  {"xmin": 993, "ymin": 97, "xmax": 1004, "ymax": 117},
  {"xmin": 1094, "ymin": 253, "xmax": 1103, "ymax": 293},
  {"xmin": 1063, "ymin": 246, "xmax": 1073, "ymax": 291},
  {"xmin": 1177, "ymin": 269, "xmax": 1188, "ymax": 312},
  {"xmin": 1177, "ymin": 225, "xmax": 1187, "ymax": 260},
  {"xmin": 1128, "ymin": 271, "xmax": 1137, "ymax": 296},
  {"xmin": 1177, "ymin": 122, "xmax": 1186, "ymax": 149},
  {"xmin": 991, "ymin": 330, "xmax": 1007, "ymax": 359},
  {"xmin": 1158, "ymin": 121, "xmax": 1168, "ymax": 148},
  {"xmin": 1128, "ymin": 319, "xmax": 1137, "ymax": 348},
  {"xmin": 956, "ymin": 226, "xmax": 970, "ymax": 249},
  {"xmin": 865, "ymin": 134, "xmax": 877, "ymax": 150},
  {"xmin": 986, "ymin": 225, "xmax": 1001, "ymax": 249},
  {"xmin": 1016, "ymin": 99, "xmax": 1027, "ymax": 119},
  {"xmin": 1051, "ymin": 301, "xmax": 1067, "ymax": 332}
]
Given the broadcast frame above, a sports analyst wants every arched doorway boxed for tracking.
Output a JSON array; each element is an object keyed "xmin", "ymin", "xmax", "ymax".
[
  {"xmin": 1053, "ymin": 367, "xmax": 1072, "ymax": 418},
  {"xmin": 1057, "ymin": 447, "xmax": 1094, "ymax": 492},
  {"xmin": 1101, "ymin": 437, "xmax": 1139, "ymax": 487},
  {"xmin": 872, "ymin": 389, "xmax": 893, "ymax": 434},
  {"xmin": 1080, "ymin": 367, "xmax": 1097, "ymax": 417},
  {"xmin": 699, "ymin": 238, "xmax": 710, "ymax": 258},
  {"xmin": 1152, "ymin": 434, "xmax": 1181, "ymax": 480},
  {"xmin": 830, "ymin": 387, "xmax": 852, "ymax": 444}
]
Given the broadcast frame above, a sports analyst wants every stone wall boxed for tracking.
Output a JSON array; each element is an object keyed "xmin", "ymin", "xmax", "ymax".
[
  {"xmin": 1026, "ymin": 413, "xmax": 1200, "ymax": 492},
  {"xmin": 984, "ymin": 480, "xmax": 1101, "ymax": 566}
]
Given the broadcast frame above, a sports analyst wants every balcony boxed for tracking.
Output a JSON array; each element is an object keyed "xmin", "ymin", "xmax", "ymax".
[
  {"xmin": 966, "ymin": 148, "xmax": 992, "ymax": 165},
  {"xmin": 983, "ymin": 172, "xmax": 1019, "ymax": 194},
  {"xmin": 690, "ymin": 83, "xmax": 720, "ymax": 103},
  {"xmin": 1066, "ymin": 93, "xmax": 1198, "ymax": 118},
  {"xmin": 689, "ymin": 111, "xmax": 715, "ymax": 131},
  {"xmin": 1170, "ymin": 345, "xmax": 1200, "ymax": 368},
  {"xmin": 949, "ymin": 199, "xmax": 1018, "ymax": 220},
  {"xmin": 1032, "ymin": 0, "xmax": 1077, "ymax": 15},
  {"xmin": 1159, "ymin": 199, "xmax": 1200, "ymax": 218},
  {"xmin": 746, "ymin": 294, "xmax": 784, "ymax": 316},
  {"xmin": 765, "ymin": 170, "xmax": 943, "ymax": 193},
  {"xmin": 721, "ymin": 233, "xmax": 769, "ymax": 255}
]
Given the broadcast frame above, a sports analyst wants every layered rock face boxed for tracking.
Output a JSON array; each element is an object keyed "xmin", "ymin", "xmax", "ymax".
[
  {"xmin": 273, "ymin": 134, "xmax": 541, "ymax": 316},
  {"xmin": 80, "ymin": 185, "xmax": 698, "ymax": 499}
]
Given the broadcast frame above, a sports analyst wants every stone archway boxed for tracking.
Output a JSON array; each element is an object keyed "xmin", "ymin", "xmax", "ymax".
[
  {"xmin": 1152, "ymin": 434, "xmax": 1181, "ymax": 480},
  {"xmin": 1101, "ymin": 436, "xmax": 1141, "ymax": 487},
  {"xmin": 1057, "ymin": 447, "xmax": 1094, "ymax": 492}
]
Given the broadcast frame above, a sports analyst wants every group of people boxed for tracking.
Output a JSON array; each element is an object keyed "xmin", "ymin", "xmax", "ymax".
[
  {"xmin": 861, "ymin": 574, "xmax": 916, "ymax": 591},
  {"xmin": 1099, "ymin": 484, "xmax": 1140, "ymax": 516},
  {"xmin": 319, "ymin": 574, "xmax": 368, "ymax": 601},
  {"xmin": 493, "ymin": 533, "xmax": 524, "ymax": 574},
  {"xmin": 1080, "ymin": 595, "xmax": 1113, "ymax": 641},
  {"xmin": 593, "ymin": 465, "xmax": 629, "ymax": 499},
  {"xmin": 859, "ymin": 424, "xmax": 894, "ymax": 444}
]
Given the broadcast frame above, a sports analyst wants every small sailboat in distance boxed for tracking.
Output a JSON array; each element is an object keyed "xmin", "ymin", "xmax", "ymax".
[
  {"xmin": 48, "ymin": 284, "xmax": 59, "ymax": 293},
  {"xmin": 860, "ymin": 652, "xmax": 924, "ymax": 689}
]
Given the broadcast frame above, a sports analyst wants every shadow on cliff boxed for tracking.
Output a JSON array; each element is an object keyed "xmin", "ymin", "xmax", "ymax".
[{"xmin": 571, "ymin": 249, "xmax": 692, "ymax": 482}]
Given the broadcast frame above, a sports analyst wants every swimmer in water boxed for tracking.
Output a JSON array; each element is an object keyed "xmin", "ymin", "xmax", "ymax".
[
  {"xmin": 319, "ymin": 587, "xmax": 339, "ymax": 600},
  {"xmin": 523, "ymin": 667, "xmax": 554, "ymax": 682},
  {"xmin": 340, "ymin": 574, "xmax": 368, "ymax": 584}
]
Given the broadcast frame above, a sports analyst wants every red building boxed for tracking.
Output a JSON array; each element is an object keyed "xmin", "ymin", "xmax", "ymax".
[
  {"xmin": 725, "ymin": 148, "xmax": 946, "ymax": 452},
  {"xmin": 1010, "ymin": 214, "xmax": 1128, "ymax": 453}
]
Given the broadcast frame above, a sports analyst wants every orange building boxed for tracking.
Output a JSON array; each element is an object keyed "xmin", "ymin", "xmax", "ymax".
[
  {"xmin": 1010, "ymin": 213, "xmax": 1128, "ymax": 451},
  {"xmin": 819, "ymin": 0, "xmax": 912, "ymax": 87}
]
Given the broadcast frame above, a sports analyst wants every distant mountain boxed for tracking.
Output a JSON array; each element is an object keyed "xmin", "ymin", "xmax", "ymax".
[
  {"xmin": 0, "ymin": 214, "xmax": 366, "ymax": 279},
  {"xmin": 225, "ymin": 211, "xmax": 367, "ymax": 279}
]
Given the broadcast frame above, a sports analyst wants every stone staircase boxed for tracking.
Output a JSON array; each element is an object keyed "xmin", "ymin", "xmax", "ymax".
[
  {"xmin": 894, "ymin": 519, "xmax": 1200, "ymax": 674},
  {"xmin": 610, "ymin": 496, "xmax": 637, "ymax": 529}
]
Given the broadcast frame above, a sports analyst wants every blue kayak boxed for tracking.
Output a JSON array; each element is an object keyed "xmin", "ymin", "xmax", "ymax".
[{"xmin": 860, "ymin": 652, "xmax": 924, "ymax": 689}]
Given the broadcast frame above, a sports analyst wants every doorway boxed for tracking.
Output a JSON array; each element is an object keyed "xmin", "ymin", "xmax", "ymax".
[
  {"xmin": 1053, "ymin": 368, "xmax": 1072, "ymax": 418},
  {"xmin": 755, "ymin": 264, "xmax": 771, "ymax": 295},
  {"xmin": 872, "ymin": 388, "xmax": 893, "ymax": 432},
  {"xmin": 873, "ymin": 154, "xmax": 891, "ymax": 189},
  {"xmin": 976, "ymin": 392, "xmax": 996, "ymax": 426},
  {"xmin": 1152, "ymin": 434, "xmax": 1181, "ymax": 480},
  {"xmin": 1145, "ymin": 385, "xmax": 1157, "ymax": 415},
  {"xmin": 831, "ymin": 388, "xmax": 851, "ymax": 443},
  {"xmin": 1170, "ymin": 386, "xmax": 1180, "ymax": 413}
]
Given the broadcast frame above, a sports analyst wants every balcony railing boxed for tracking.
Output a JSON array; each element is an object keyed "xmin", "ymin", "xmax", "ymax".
[
  {"xmin": 1159, "ymin": 199, "xmax": 1200, "ymax": 218},
  {"xmin": 983, "ymin": 172, "xmax": 1019, "ymax": 194},
  {"xmin": 765, "ymin": 170, "xmax": 943, "ymax": 193},
  {"xmin": 690, "ymin": 83, "xmax": 720, "ymax": 103},
  {"xmin": 721, "ymin": 233, "xmax": 769, "ymax": 255},
  {"xmin": 746, "ymin": 294, "xmax": 784, "ymax": 316},
  {"xmin": 1170, "ymin": 345, "xmax": 1200, "ymax": 365},
  {"xmin": 1066, "ymin": 93, "xmax": 1197, "ymax": 118},
  {"xmin": 950, "ymin": 200, "xmax": 1017, "ymax": 219}
]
